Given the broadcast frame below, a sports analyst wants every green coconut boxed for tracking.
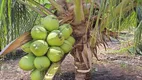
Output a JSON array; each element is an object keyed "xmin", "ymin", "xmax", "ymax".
[
  {"xmin": 47, "ymin": 30, "xmax": 64, "ymax": 46},
  {"xmin": 34, "ymin": 56, "xmax": 50, "ymax": 71},
  {"xmin": 30, "ymin": 40, "xmax": 49, "ymax": 56},
  {"xmin": 30, "ymin": 69, "xmax": 44, "ymax": 80},
  {"xmin": 41, "ymin": 15, "xmax": 59, "ymax": 31},
  {"xmin": 21, "ymin": 41, "xmax": 32, "ymax": 53},
  {"xmin": 59, "ymin": 24, "xmax": 73, "ymax": 39},
  {"xmin": 19, "ymin": 53, "xmax": 35, "ymax": 71},
  {"xmin": 31, "ymin": 25, "xmax": 48, "ymax": 40},
  {"xmin": 60, "ymin": 40, "xmax": 72, "ymax": 53},
  {"xmin": 47, "ymin": 47, "xmax": 64, "ymax": 62},
  {"xmin": 66, "ymin": 36, "xmax": 75, "ymax": 45}
]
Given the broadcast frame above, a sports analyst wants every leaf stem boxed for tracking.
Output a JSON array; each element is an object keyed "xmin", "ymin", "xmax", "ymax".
[
  {"xmin": 73, "ymin": 0, "xmax": 85, "ymax": 24},
  {"xmin": 27, "ymin": 0, "xmax": 54, "ymax": 15},
  {"xmin": 48, "ymin": 0, "xmax": 65, "ymax": 13}
]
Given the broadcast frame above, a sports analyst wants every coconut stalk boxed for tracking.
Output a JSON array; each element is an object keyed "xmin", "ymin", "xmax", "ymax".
[{"xmin": 73, "ymin": 0, "xmax": 85, "ymax": 24}]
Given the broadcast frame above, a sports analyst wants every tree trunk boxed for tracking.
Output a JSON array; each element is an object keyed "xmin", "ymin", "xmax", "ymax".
[
  {"xmin": 74, "ymin": 62, "xmax": 91, "ymax": 80},
  {"xmin": 71, "ymin": 22, "xmax": 92, "ymax": 80}
]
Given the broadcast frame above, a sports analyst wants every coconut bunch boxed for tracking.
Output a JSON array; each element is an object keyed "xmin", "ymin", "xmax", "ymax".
[{"xmin": 19, "ymin": 15, "xmax": 75, "ymax": 80}]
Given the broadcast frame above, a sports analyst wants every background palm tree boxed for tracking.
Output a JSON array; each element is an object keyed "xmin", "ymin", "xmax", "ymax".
[{"xmin": 0, "ymin": 0, "xmax": 141, "ymax": 80}]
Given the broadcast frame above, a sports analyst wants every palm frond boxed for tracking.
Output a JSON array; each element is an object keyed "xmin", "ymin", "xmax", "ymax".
[
  {"xmin": 134, "ymin": 21, "xmax": 142, "ymax": 45},
  {"xmin": 0, "ymin": 0, "xmax": 38, "ymax": 49},
  {"xmin": 87, "ymin": 0, "xmax": 138, "ymax": 59},
  {"xmin": 100, "ymin": 0, "xmax": 136, "ymax": 32},
  {"xmin": 134, "ymin": 3, "xmax": 142, "ymax": 46}
]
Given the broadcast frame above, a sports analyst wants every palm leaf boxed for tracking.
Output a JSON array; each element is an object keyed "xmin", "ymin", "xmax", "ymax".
[
  {"xmin": 134, "ymin": 3, "xmax": 142, "ymax": 46},
  {"xmin": 101, "ymin": 0, "xmax": 136, "ymax": 31},
  {"xmin": 0, "ymin": 0, "xmax": 38, "ymax": 50}
]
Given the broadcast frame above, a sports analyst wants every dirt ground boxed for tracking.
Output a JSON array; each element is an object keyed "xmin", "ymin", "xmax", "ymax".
[{"xmin": 0, "ymin": 39, "xmax": 142, "ymax": 80}]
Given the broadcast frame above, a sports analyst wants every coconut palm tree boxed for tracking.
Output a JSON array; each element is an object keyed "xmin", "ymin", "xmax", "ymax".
[{"xmin": 0, "ymin": 0, "xmax": 141, "ymax": 80}]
